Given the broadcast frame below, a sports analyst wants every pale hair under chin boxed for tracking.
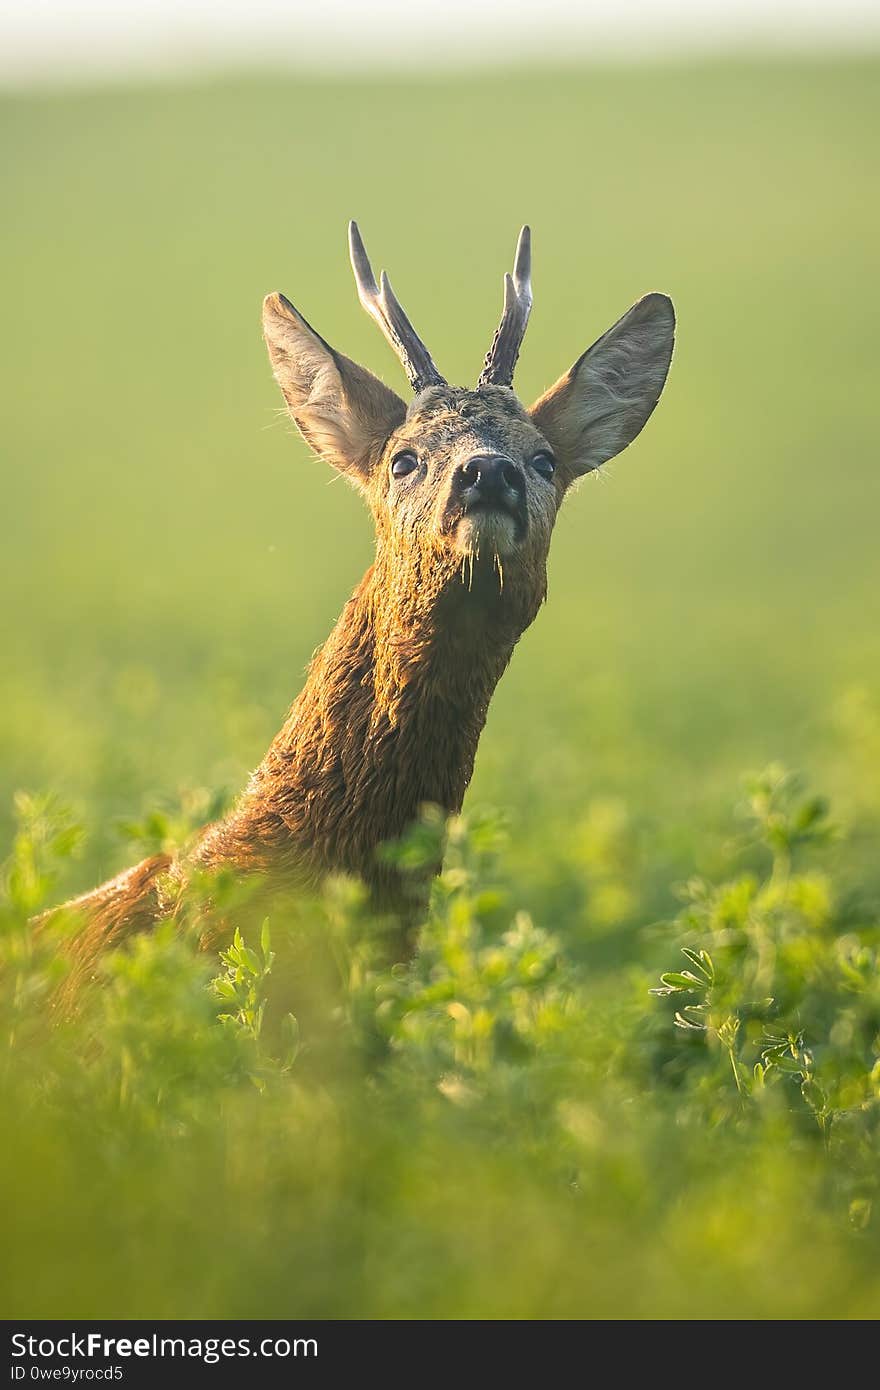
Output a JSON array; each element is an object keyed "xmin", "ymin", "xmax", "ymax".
[{"xmin": 455, "ymin": 512, "xmax": 520, "ymax": 558}]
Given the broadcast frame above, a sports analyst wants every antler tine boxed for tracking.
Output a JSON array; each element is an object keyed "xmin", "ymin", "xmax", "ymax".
[
  {"xmin": 348, "ymin": 221, "xmax": 445, "ymax": 394},
  {"xmin": 478, "ymin": 225, "xmax": 533, "ymax": 389}
]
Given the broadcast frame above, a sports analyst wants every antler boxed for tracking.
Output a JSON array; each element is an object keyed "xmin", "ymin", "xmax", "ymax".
[
  {"xmin": 477, "ymin": 226, "xmax": 532, "ymax": 389},
  {"xmin": 348, "ymin": 221, "xmax": 445, "ymax": 394}
]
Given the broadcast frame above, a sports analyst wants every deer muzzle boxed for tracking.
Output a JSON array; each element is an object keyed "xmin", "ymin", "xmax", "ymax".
[{"xmin": 457, "ymin": 455, "xmax": 525, "ymax": 516}]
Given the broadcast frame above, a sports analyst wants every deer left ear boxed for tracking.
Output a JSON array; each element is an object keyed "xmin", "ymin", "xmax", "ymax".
[
  {"xmin": 263, "ymin": 291, "xmax": 407, "ymax": 487},
  {"xmin": 529, "ymin": 293, "xmax": 675, "ymax": 480}
]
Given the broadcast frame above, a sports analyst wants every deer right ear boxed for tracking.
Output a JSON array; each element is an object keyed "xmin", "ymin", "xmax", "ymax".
[
  {"xmin": 529, "ymin": 293, "xmax": 675, "ymax": 482},
  {"xmin": 263, "ymin": 292, "xmax": 407, "ymax": 486}
]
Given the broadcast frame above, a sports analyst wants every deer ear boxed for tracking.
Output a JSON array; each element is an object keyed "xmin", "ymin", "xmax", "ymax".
[
  {"xmin": 263, "ymin": 292, "xmax": 406, "ymax": 485},
  {"xmin": 529, "ymin": 293, "xmax": 675, "ymax": 480}
]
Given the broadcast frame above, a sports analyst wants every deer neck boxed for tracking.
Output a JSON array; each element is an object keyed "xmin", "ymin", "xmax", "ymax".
[{"xmin": 197, "ymin": 538, "xmax": 544, "ymax": 899}]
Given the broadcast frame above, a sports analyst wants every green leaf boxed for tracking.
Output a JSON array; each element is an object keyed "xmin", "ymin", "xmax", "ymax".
[
  {"xmin": 282, "ymin": 1013, "xmax": 300, "ymax": 1068},
  {"xmin": 659, "ymin": 971, "xmax": 706, "ymax": 993},
  {"xmin": 681, "ymin": 948, "xmax": 714, "ymax": 982},
  {"xmin": 772, "ymin": 1055, "xmax": 805, "ymax": 1075},
  {"xmin": 674, "ymin": 1011, "xmax": 707, "ymax": 1031},
  {"xmin": 792, "ymin": 796, "xmax": 828, "ymax": 833},
  {"xmin": 239, "ymin": 946, "xmax": 261, "ymax": 975},
  {"xmin": 801, "ymin": 1078, "xmax": 826, "ymax": 1111}
]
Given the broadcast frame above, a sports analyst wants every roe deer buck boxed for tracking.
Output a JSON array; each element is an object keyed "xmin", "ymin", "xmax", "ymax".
[{"xmin": 44, "ymin": 224, "xmax": 675, "ymax": 999}]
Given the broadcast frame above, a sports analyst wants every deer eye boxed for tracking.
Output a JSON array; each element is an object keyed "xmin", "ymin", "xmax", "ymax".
[
  {"xmin": 531, "ymin": 451, "xmax": 556, "ymax": 480},
  {"xmin": 391, "ymin": 450, "xmax": 419, "ymax": 479}
]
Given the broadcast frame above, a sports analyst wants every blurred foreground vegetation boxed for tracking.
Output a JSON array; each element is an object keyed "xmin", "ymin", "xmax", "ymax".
[
  {"xmin": 1, "ymin": 57, "xmax": 878, "ymax": 1317},
  {"xmin": 2, "ymin": 768, "xmax": 880, "ymax": 1319}
]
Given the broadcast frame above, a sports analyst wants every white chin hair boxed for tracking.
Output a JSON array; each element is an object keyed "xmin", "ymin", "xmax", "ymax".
[{"xmin": 456, "ymin": 511, "xmax": 519, "ymax": 557}]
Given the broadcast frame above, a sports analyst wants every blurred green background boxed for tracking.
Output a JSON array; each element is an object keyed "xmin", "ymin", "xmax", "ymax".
[
  {"xmin": 2, "ymin": 57, "xmax": 880, "ymax": 1320},
  {"xmin": 2, "ymin": 59, "xmax": 878, "ymax": 910}
]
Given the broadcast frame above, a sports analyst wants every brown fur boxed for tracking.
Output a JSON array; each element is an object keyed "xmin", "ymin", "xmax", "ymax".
[{"xmin": 39, "ymin": 234, "xmax": 675, "ymax": 1004}]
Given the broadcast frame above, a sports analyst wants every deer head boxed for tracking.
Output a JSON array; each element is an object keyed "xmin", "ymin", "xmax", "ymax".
[{"xmin": 263, "ymin": 224, "xmax": 674, "ymax": 624}]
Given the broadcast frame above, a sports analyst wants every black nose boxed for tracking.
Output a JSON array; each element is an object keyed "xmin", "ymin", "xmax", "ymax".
[{"xmin": 458, "ymin": 455, "xmax": 521, "ymax": 499}]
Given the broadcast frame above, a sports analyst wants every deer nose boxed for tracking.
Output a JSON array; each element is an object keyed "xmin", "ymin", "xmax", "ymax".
[{"xmin": 458, "ymin": 455, "xmax": 521, "ymax": 499}]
